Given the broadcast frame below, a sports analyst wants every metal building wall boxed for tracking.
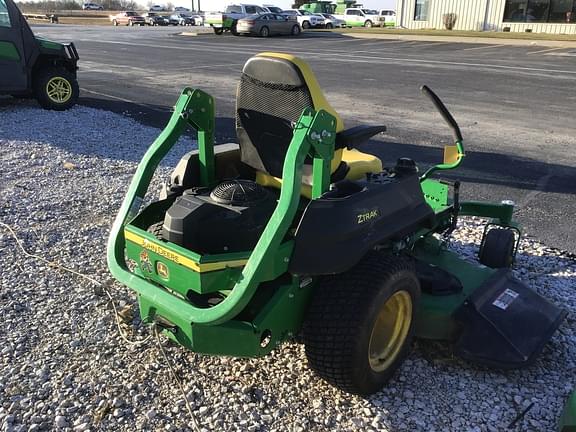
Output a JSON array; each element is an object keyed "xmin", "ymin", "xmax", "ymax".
[{"xmin": 396, "ymin": 0, "xmax": 576, "ymax": 34}]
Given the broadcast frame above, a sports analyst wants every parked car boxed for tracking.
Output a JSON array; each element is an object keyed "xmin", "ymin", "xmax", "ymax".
[
  {"xmin": 378, "ymin": 9, "xmax": 396, "ymax": 27},
  {"xmin": 174, "ymin": 6, "xmax": 190, "ymax": 12},
  {"xmin": 82, "ymin": 2, "xmax": 103, "ymax": 10},
  {"xmin": 236, "ymin": 13, "xmax": 301, "ymax": 36},
  {"xmin": 205, "ymin": 4, "xmax": 268, "ymax": 34},
  {"xmin": 263, "ymin": 5, "xmax": 283, "ymax": 13},
  {"xmin": 190, "ymin": 13, "xmax": 203, "ymax": 25},
  {"xmin": 169, "ymin": 13, "xmax": 197, "ymax": 25},
  {"xmin": 110, "ymin": 11, "xmax": 146, "ymax": 26},
  {"xmin": 142, "ymin": 12, "xmax": 169, "ymax": 25},
  {"xmin": 282, "ymin": 9, "xmax": 324, "ymax": 29},
  {"xmin": 149, "ymin": 4, "xmax": 166, "ymax": 11},
  {"xmin": 334, "ymin": 8, "xmax": 385, "ymax": 28},
  {"xmin": 316, "ymin": 13, "xmax": 345, "ymax": 28}
]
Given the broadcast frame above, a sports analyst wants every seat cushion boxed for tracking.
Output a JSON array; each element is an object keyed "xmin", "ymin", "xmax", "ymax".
[{"xmin": 255, "ymin": 149, "xmax": 382, "ymax": 199}]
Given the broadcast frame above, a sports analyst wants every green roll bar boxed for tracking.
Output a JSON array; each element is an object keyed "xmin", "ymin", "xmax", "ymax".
[{"xmin": 107, "ymin": 88, "xmax": 336, "ymax": 327}]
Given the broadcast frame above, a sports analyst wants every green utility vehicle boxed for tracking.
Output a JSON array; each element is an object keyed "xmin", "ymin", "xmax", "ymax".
[
  {"xmin": 108, "ymin": 52, "xmax": 566, "ymax": 395},
  {"xmin": 0, "ymin": 0, "xmax": 79, "ymax": 110},
  {"xmin": 560, "ymin": 391, "xmax": 576, "ymax": 432}
]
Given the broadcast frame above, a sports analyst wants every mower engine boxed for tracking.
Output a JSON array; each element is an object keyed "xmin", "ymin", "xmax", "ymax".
[{"xmin": 161, "ymin": 180, "xmax": 276, "ymax": 254}]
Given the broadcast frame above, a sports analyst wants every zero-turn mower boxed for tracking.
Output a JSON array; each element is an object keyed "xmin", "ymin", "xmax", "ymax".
[{"xmin": 107, "ymin": 52, "xmax": 566, "ymax": 395}]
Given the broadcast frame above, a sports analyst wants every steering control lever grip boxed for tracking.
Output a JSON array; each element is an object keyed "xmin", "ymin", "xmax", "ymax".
[{"xmin": 421, "ymin": 85, "xmax": 463, "ymax": 143}]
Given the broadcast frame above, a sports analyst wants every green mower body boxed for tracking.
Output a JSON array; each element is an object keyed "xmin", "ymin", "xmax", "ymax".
[{"xmin": 107, "ymin": 54, "xmax": 565, "ymax": 394}]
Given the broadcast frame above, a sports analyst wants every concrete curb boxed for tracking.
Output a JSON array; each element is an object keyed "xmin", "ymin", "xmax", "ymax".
[{"xmin": 341, "ymin": 32, "xmax": 576, "ymax": 47}]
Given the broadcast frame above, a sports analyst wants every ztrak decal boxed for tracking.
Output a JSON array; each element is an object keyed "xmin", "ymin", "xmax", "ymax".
[{"xmin": 357, "ymin": 209, "xmax": 380, "ymax": 224}]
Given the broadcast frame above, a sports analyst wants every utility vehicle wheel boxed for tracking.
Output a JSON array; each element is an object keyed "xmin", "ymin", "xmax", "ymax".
[
  {"xmin": 231, "ymin": 22, "xmax": 239, "ymax": 36},
  {"xmin": 291, "ymin": 24, "xmax": 301, "ymax": 36},
  {"xmin": 479, "ymin": 228, "xmax": 515, "ymax": 268},
  {"xmin": 112, "ymin": 19, "xmax": 118, "ymax": 26},
  {"xmin": 214, "ymin": 27, "xmax": 223, "ymax": 35},
  {"xmin": 302, "ymin": 20, "xmax": 310, "ymax": 29},
  {"xmin": 325, "ymin": 22, "xmax": 333, "ymax": 29},
  {"xmin": 303, "ymin": 254, "xmax": 420, "ymax": 395},
  {"xmin": 364, "ymin": 20, "xmax": 373, "ymax": 27},
  {"xmin": 34, "ymin": 68, "xmax": 79, "ymax": 111},
  {"xmin": 259, "ymin": 26, "xmax": 270, "ymax": 37}
]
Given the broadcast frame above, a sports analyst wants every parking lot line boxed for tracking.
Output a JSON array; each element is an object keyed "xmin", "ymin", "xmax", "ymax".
[
  {"xmin": 461, "ymin": 44, "xmax": 505, "ymax": 51},
  {"xmin": 404, "ymin": 41, "xmax": 451, "ymax": 48},
  {"xmin": 80, "ymin": 88, "xmax": 170, "ymax": 112},
  {"xmin": 527, "ymin": 47, "xmax": 567, "ymax": 55},
  {"xmin": 84, "ymin": 39, "xmax": 576, "ymax": 78}
]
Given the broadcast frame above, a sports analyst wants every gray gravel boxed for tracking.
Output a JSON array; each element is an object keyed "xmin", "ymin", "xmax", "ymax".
[{"xmin": 0, "ymin": 105, "xmax": 574, "ymax": 432}]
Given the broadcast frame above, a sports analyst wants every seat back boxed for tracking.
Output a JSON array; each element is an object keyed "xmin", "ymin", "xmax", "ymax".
[{"xmin": 236, "ymin": 52, "xmax": 344, "ymax": 179}]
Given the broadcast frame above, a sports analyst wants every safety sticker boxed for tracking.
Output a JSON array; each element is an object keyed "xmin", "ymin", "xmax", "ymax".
[{"xmin": 493, "ymin": 288, "xmax": 519, "ymax": 310}]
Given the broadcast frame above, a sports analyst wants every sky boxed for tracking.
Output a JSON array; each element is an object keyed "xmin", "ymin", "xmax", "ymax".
[{"xmin": 176, "ymin": 0, "xmax": 396, "ymax": 12}]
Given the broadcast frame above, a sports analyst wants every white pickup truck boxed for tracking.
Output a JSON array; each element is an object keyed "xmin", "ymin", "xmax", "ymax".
[
  {"xmin": 334, "ymin": 8, "xmax": 385, "ymax": 28},
  {"xmin": 282, "ymin": 9, "xmax": 325, "ymax": 29},
  {"xmin": 379, "ymin": 9, "xmax": 396, "ymax": 27},
  {"xmin": 204, "ymin": 4, "xmax": 267, "ymax": 33}
]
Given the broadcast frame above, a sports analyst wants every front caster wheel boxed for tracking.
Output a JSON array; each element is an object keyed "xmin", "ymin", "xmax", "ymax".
[{"xmin": 479, "ymin": 228, "xmax": 516, "ymax": 268}]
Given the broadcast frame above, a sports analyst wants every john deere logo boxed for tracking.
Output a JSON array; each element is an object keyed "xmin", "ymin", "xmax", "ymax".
[{"xmin": 156, "ymin": 262, "xmax": 169, "ymax": 279}]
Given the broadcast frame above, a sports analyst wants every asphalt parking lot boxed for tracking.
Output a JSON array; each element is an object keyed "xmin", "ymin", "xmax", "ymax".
[{"xmin": 20, "ymin": 25, "xmax": 576, "ymax": 253}]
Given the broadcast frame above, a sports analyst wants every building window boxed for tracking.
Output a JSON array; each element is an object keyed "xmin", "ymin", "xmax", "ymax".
[
  {"xmin": 504, "ymin": 0, "xmax": 576, "ymax": 22},
  {"xmin": 414, "ymin": 0, "xmax": 429, "ymax": 21}
]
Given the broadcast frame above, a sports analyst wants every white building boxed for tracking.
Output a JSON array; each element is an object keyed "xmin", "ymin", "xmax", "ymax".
[{"xmin": 396, "ymin": 0, "xmax": 576, "ymax": 34}]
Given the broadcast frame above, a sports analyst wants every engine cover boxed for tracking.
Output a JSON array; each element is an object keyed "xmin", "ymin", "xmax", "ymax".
[{"xmin": 162, "ymin": 181, "xmax": 276, "ymax": 254}]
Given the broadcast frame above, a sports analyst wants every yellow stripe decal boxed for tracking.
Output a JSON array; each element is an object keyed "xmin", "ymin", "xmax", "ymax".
[{"xmin": 124, "ymin": 230, "xmax": 248, "ymax": 273}]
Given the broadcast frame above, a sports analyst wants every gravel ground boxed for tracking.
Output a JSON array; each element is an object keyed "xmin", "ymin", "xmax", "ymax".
[{"xmin": 0, "ymin": 104, "xmax": 574, "ymax": 432}]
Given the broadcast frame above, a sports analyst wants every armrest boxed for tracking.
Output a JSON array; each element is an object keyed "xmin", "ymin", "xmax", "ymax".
[{"xmin": 335, "ymin": 125, "xmax": 387, "ymax": 150}]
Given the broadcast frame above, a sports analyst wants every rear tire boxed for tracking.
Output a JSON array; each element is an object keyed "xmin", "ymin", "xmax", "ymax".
[
  {"xmin": 479, "ymin": 228, "xmax": 516, "ymax": 268},
  {"xmin": 303, "ymin": 254, "xmax": 420, "ymax": 395},
  {"xmin": 147, "ymin": 222, "xmax": 164, "ymax": 239},
  {"xmin": 291, "ymin": 24, "xmax": 301, "ymax": 36},
  {"xmin": 33, "ymin": 68, "xmax": 79, "ymax": 111},
  {"xmin": 129, "ymin": 20, "xmax": 134, "ymax": 26},
  {"xmin": 214, "ymin": 27, "xmax": 223, "ymax": 35},
  {"xmin": 302, "ymin": 20, "xmax": 310, "ymax": 29},
  {"xmin": 112, "ymin": 19, "xmax": 118, "ymax": 26},
  {"xmin": 259, "ymin": 25, "xmax": 270, "ymax": 37}
]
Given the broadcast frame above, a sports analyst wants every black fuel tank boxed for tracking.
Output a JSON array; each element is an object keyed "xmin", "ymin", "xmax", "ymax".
[{"xmin": 289, "ymin": 174, "xmax": 434, "ymax": 275}]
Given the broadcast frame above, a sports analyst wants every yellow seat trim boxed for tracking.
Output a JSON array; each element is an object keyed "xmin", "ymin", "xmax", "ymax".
[
  {"xmin": 251, "ymin": 53, "xmax": 382, "ymax": 197},
  {"xmin": 256, "ymin": 149, "xmax": 382, "ymax": 199},
  {"xmin": 256, "ymin": 52, "xmax": 345, "ymax": 133}
]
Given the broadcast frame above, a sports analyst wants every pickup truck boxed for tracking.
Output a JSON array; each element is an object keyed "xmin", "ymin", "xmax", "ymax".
[
  {"xmin": 334, "ymin": 8, "xmax": 385, "ymax": 28},
  {"xmin": 204, "ymin": 4, "xmax": 267, "ymax": 34},
  {"xmin": 282, "ymin": 9, "xmax": 325, "ymax": 29},
  {"xmin": 110, "ymin": 11, "xmax": 146, "ymax": 26},
  {"xmin": 379, "ymin": 9, "xmax": 396, "ymax": 27}
]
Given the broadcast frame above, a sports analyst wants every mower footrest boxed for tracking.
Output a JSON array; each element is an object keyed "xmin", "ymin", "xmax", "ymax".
[{"xmin": 455, "ymin": 269, "xmax": 566, "ymax": 368}]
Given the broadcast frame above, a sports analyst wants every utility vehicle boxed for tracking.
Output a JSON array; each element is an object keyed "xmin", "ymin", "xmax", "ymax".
[{"xmin": 0, "ymin": 0, "xmax": 79, "ymax": 110}]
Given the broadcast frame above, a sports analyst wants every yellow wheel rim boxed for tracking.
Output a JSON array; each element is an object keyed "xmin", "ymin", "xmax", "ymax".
[
  {"xmin": 46, "ymin": 76, "xmax": 73, "ymax": 104},
  {"xmin": 368, "ymin": 290, "xmax": 412, "ymax": 372}
]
